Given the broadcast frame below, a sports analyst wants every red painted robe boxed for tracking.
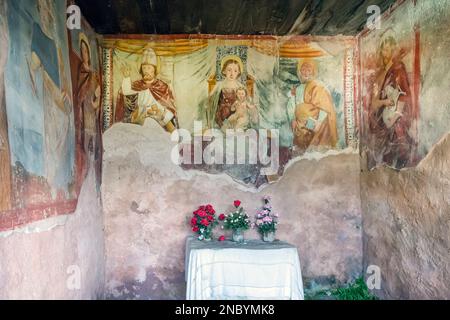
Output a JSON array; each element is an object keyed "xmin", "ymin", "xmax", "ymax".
[
  {"xmin": 215, "ymin": 89, "xmax": 237, "ymax": 128},
  {"xmin": 370, "ymin": 60, "xmax": 415, "ymax": 168},
  {"xmin": 76, "ymin": 61, "xmax": 102, "ymax": 188},
  {"xmin": 115, "ymin": 78, "xmax": 177, "ymax": 124}
]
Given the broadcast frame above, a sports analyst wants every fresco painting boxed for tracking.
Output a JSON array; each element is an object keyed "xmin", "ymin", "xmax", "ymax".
[
  {"xmin": 0, "ymin": 0, "xmax": 12, "ymax": 212},
  {"xmin": 1, "ymin": 0, "xmax": 74, "ymax": 213},
  {"xmin": 1, "ymin": 7, "xmax": 357, "ymax": 227},
  {"xmin": 207, "ymin": 46, "xmax": 258, "ymax": 131},
  {"xmin": 0, "ymin": 0, "xmax": 101, "ymax": 231},
  {"xmin": 115, "ymin": 48, "xmax": 179, "ymax": 132},
  {"xmin": 360, "ymin": 3, "xmax": 420, "ymax": 170},
  {"xmin": 104, "ymin": 36, "xmax": 356, "ymax": 186},
  {"xmin": 288, "ymin": 59, "xmax": 338, "ymax": 155},
  {"xmin": 68, "ymin": 11, "xmax": 103, "ymax": 192},
  {"xmin": 0, "ymin": 0, "xmax": 75, "ymax": 228}
]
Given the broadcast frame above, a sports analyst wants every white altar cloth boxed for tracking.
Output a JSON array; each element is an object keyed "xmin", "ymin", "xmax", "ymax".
[{"xmin": 185, "ymin": 237, "xmax": 304, "ymax": 300}]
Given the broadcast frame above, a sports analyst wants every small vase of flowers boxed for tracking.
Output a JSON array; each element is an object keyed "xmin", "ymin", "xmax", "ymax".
[
  {"xmin": 255, "ymin": 195, "xmax": 278, "ymax": 242},
  {"xmin": 223, "ymin": 200, "xmax": 250, "ymax": 243},
  {"xmin": 190, "ymin": 204, "xmax": 218, "ymax": 241}
]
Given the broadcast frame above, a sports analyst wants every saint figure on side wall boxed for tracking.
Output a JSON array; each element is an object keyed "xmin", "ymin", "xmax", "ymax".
[
  {"xmin": 75, "ymin": 33, "xmax": 102, "ymax": 185},
  {"xmin": 368, "ymin": 30, "xmax": 415, "ymax": 169}
]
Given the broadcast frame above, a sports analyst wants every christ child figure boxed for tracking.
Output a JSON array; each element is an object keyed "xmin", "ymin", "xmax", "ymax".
[{"xmin": 223, "ymin": 87, "xmax": 258, "ymax": 131}]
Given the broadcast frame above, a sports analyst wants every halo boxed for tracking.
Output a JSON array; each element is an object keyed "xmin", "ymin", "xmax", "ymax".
[
  {"xmin": 220, "ymin": 55, "xmax": 244, "ymax": 75},
  {"xmin": 78, "ymin": 32, "xmax": 91, "ymax": 60},
  {"xmin": 297, "ymin": 58, "xmax": 318, "ymax": 77},
  {"xmin": 379, "ymin": 28, "xmax": 397, "ymax": 46}
]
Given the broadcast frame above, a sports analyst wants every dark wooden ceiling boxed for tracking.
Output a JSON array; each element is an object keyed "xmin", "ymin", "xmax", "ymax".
[{"xmin": 75, "ymin": 0, "xmax": 397, "ymax": 35}]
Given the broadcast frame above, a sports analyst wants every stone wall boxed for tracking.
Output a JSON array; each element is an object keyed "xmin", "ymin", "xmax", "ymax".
[
  {"xmin": 361, "ymin": 133, "xmax": 450, "ymax": 299},
  {"xmin": 102, "ymin": 120, "xmax": 362, "ymax": 299},
  {"xmin": 0, "ymin": 167, "xmax": 105, "ymax": 299}
]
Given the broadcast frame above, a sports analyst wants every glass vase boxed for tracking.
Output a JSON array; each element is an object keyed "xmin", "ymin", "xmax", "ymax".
[
  {"xmin": 263, "ymin": 231, "xmax": 275, "ymax": 242},
  {"xmin": 232, "ymin": 228, "xmax": 244, "ymax": 243}
]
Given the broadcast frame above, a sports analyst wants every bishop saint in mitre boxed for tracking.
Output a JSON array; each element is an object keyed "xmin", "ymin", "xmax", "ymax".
[{"xmin": 115, "ymin": 48, "xmax": 178, "ymax": 132}]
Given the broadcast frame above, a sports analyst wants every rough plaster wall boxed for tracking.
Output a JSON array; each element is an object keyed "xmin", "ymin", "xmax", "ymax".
[
  {"xmin": 361, "ymin": 133, "xmax": 450, "ymax": 299},
  {"xmin": 0, "ymin": 167, "xmax": 105, "ymax": 299},
  {"xmin": 102, "ymin": 120, "xmax": 362, "ymax": 299}
]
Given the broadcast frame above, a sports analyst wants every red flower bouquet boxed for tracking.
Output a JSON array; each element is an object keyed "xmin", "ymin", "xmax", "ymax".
[{"xmin": 190, "ymin": 204, "xmax": 218, "ymax": 241}]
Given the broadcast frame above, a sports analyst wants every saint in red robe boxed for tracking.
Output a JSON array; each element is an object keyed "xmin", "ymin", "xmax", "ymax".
[
  {"xmin": 115, "ymin": 78, "xmax": 177, "ymax": 125},
  {"xmin": 369, "ymin": 58, "xmax": 416, "ymax": 169}
]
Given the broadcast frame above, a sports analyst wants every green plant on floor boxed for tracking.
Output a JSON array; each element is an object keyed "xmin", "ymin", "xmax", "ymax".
[
  {"xmin": 305, "ymin": 277, "xmax": 379, "ymax": 300},
  {"xmin": 333, "ymin": 277, "xmax": 378, "ymax": 300}
]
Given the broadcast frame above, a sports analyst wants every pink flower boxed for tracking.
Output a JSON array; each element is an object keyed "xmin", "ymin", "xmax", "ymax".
[
  {"xmin": 218, "ymin": 235, "xmax": 225, "ymax": 241},
  {"xmin": 262, "ymin": 216, "xmax": 272, "ymax": 223},
  {"xmin": 192, "ymin": 226, "xmax": 199, "ymax": 232},
  {"xmin": 219, "ymin": 214, "xmax": 226, "ymax": 221},
  {"xmin": 200, "ymin": 219, "xmax": 209, "ymax": 227},
  {"xmin": 234, "ymin": 200, "xmax": 241, "ymax": 207}
]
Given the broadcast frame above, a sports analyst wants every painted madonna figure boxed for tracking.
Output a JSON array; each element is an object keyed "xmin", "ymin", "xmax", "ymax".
[{"xmin": 208, "ymin": 55, "xmax": 246, "ymax": 128}]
